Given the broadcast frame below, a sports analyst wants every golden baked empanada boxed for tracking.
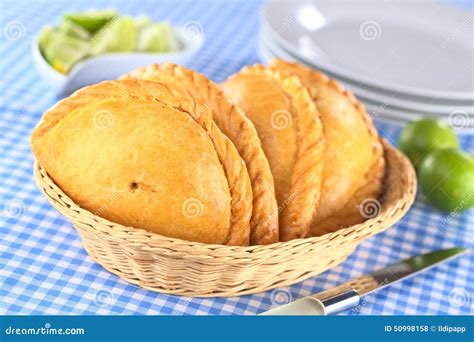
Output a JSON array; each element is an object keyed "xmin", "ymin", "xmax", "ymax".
[
  {"xmin": 221, "ymin": 65, "xmax": 325, "ymax": 241},
  {"xmin": 31, "ymin": 80, "xmax": 253, "ymax": 245},
  {"xmin": 270, "ymin": 60, "xmax": 385, "ymax": 235},
  {"xmin": 121, "ymin": 64, "xmax": 279, "ymax": 245}
]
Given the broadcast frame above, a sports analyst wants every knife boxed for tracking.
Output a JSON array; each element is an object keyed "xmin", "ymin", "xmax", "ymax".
[{"xmin": 261, "ymin": 247, "xmax": 468, "ymax": 315}]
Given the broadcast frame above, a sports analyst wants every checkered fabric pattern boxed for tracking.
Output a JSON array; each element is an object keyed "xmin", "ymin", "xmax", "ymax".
[{"xmin": 1, "ymin": 0, "xmax": 473, "ymax": 315}]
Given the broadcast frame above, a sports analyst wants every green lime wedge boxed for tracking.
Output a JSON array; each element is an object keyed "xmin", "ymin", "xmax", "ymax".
[
  {"xmin": 60, "ymin": 19, "xmax": 90, "ymax": 40},
  {"xmin": 163, "ymin": 22, "xmax": 182, "ymax": 51},
  {"xmin": 137, "ymin": 21, "xmax": 181, "ymax": 52},
  {"xmin": 135, "ymin": 15, "xmax": 152, "ymax": 30},
  {"xmin": 136, "ymin": 24, "xmax": 162, "ymax": 52},
  {"xmin": 157, "ymin": 22, "xmax": 182, "ymax": 51},
  {"xmin": 89, "ymin": 16, "xmax": 137, "ymax": 55},
  {"xmin": 39, "ymin": 26, "xmax": 54, "ymax": 55},
  {"xmin": 43, "ymin": 31, "xmax": 89, "ymax": 73},
  {"xmin": 64, "ymin": 10, "xmax": 117, "ymax": 33}
]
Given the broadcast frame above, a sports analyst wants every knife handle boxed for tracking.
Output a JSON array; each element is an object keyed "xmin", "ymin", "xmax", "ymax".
[
  {"xmin": 261, "ymin": 287, "xmax": 360, "ymax": 315},
  {"xmin": 314, "ymin": 286, "xmax": 360, "ymax": 315}
]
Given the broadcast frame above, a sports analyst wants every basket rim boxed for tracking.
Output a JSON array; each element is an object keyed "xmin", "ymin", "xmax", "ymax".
[{"xmin": 33, "ymin": 139, "xmax": 416, "ymax": 252}]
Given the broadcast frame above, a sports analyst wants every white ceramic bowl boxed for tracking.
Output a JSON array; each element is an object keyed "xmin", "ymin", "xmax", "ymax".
[{"xmin": 32, "ymin": 28, "xmax": 204, "ymax": 96}]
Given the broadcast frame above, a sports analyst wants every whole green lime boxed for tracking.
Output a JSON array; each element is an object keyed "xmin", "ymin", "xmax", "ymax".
[
  {"xmin": 419, "ymin": 148, "xmax": 474, "ymax": 212},
  {"xmin": 398, "ymin": 118, "xmax": 459, "ymax": 169}
]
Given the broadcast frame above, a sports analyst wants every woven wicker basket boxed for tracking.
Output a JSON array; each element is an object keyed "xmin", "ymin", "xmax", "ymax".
[{"xmin": 33, "ymin": 140, "xmax": 416, "ymax": 297}]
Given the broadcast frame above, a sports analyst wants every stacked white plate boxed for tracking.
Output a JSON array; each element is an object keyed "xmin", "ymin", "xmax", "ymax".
[{"xmin": 260, "ymin": 0, "xmax": 474, "ymax": 133}]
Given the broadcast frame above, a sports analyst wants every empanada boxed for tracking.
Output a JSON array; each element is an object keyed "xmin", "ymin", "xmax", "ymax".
[
  {"xmin": 270, "ymin": 60, "xmax": 385, "ymax": 236},
  {"xmin": 122, "ymin": 64, "xmax": 279, "ymax": 245},
  {"xmin": 221, "ymin": 65, "xmax": 325, "ymax": 241},
  {"xmin": 31, "ymin": 80, "xmax": 253, "ymax": 245}
]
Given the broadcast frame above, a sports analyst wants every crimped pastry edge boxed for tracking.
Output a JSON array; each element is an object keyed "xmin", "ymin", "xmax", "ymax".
[
  {"xmin": 122, "ymin": 64, "xmax": 279, "ymax": 245},
  {"xmin": 223, "ymin": 64, "xmax": 325, "ymax": 241},
  {"xmin": 31, "ymin": 79, "xmax": 252, "ymax": 245},
  {"xmin": 270, "ymin": 59, "xmax": 386, "ymax": 236}
]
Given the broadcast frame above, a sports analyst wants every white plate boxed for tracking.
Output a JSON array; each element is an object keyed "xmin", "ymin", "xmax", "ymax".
[
  {"xmin": 261, "ymin": 30, "xmax": 474, "ymax": 109},
  {"xmin": 263, "ymin": 0, "xmax": 474, "ymax": 101},
  {"xmin": 363, "ymin": 101, "xmax": 474, "ymax": 134},
  {"xmin": 258, "ymin": 38, "xmax": 474, "ymax": 133},
  {"xmin": 260, "ymin": 31, "xmax": 474, "ymax": 115}
]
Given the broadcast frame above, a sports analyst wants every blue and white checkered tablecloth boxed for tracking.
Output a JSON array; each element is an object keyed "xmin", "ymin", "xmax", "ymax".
[{"xmin": 1, "ymin": 0, "xmax": 473, "ymax": 316}]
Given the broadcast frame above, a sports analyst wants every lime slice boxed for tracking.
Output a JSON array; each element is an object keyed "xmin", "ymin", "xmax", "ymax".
[
  {"xmin": 39, "ymin": 26, "xmax": 54, "ymax": 54},
  {"xmin": 136, "ymin": 24, "xmax": 162, "ymax": 52},
  {"xmin": 160, "ymin": 22, "xmax": 182, "ymax": 51},
  {"xmin": 64, "ymin": 10, "xmax": 117, "ymax": 33},
  {"xmin": 43, "ymin": 31, "xmax": 89, "ymax": 73},
  {"xmin": 89, "ymin": 16, "xmax": 137, "ymax": 55},
  {"xmin": 60, "ymin": 19, "xmax": 90, "ymax": 40},
  {"xmin": 137, "ymin": 21, "xmax": 181, "ymax": 52},
  {"xmin": 135, "ymin": 15, "xmax": 152, "ymax": 30}
]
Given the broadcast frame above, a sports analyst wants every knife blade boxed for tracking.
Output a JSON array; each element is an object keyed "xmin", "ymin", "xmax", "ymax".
[{"xmin": 261, "ymin": 247, "xmax": 468, "ymax": 315}]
